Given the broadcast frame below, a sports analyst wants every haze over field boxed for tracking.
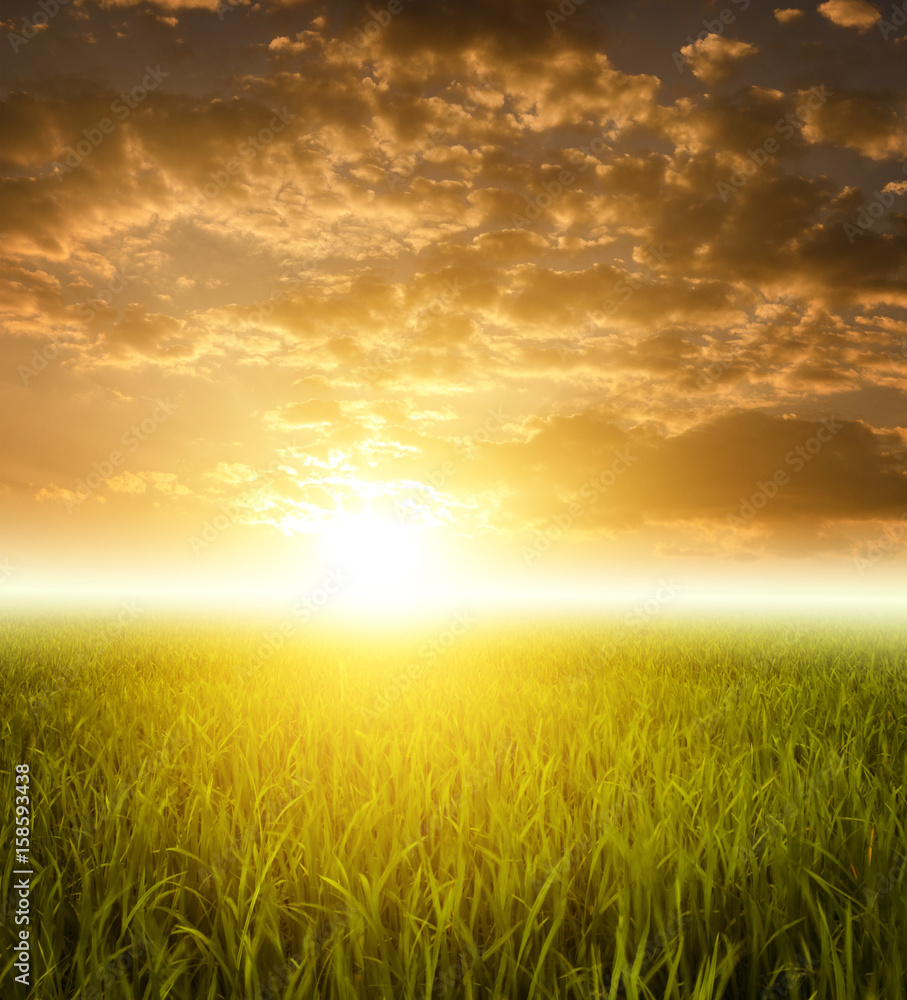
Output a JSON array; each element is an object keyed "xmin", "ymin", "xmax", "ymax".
[{"xmin": 1, "ymin": 0, "xmax": 906, "ymax": 610}]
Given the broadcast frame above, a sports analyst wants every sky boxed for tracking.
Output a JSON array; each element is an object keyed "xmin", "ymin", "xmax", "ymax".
[{"xmin": 1, "ymin": 0, "xmax": 906, "ymax": 613}]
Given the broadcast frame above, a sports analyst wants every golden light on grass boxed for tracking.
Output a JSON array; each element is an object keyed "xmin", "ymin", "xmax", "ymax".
[{"xmin": 4, "ymin": 614, "xmax": 906, "ymax": 998}]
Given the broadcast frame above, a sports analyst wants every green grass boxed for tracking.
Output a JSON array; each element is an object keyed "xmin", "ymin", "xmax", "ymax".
[{"xmin": 1, "ymin": 612, "xmax": 906, "ymax": 999}]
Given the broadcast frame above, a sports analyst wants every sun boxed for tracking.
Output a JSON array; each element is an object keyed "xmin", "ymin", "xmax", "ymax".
[{"xmin": 319, "ymin": 508, "xmax": 441, "ymax": 610}]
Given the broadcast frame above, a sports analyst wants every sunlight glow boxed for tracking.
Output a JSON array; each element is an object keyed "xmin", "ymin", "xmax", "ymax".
[{"xmin": 319, "ymin": 508, "xmax": 441, "ymax": 608}]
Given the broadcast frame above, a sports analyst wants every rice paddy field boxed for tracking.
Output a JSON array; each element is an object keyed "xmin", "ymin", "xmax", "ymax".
[{"xmin": 1, "ymin": 611, "xmax": 906, "ymax": 1000}]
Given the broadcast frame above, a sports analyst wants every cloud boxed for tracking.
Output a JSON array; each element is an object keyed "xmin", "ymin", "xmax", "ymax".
[
  {"xmin": 96, "ymin": 0, "xmax": 225, "ymax": 7},
  {"xmin": 273, "ymin": 399, "xmax": 344, "ymax": 427},
  {"xmin": 468, "ymin": 409, "xmax": 907, "ymax": 547},
  {"xmin": 801, "ymin": 89, "xmax": 907, "ymax": 158},
  {"xmin": 107, "ymin": 472, "xmax": 147, "ymax": 494},
  {"xmin": 774, "ymin": 8, "xmax": 806, "ymax": 22},
  {"xmin": 679, "ymin": 35, "xmax": 760, "ymax": 85},
  {"xmin": 817, "ymin": 0, "xmax": 882, "ymax": 31}
]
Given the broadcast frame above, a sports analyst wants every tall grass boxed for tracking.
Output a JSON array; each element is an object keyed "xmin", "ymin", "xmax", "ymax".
[{"xmin": 1, "ymin": 613, "xmax": 905, "ymax": 999}]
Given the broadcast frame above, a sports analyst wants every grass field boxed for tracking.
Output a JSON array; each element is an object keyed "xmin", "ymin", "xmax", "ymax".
[{"xmin": 1, "ymin": 612, "xmax": 906, "ymax": 999}]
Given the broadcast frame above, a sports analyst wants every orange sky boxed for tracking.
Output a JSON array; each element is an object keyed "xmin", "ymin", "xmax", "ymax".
[{"xmin": 1, "ymin": 0, "xmax": 906, "ymax": 610}]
